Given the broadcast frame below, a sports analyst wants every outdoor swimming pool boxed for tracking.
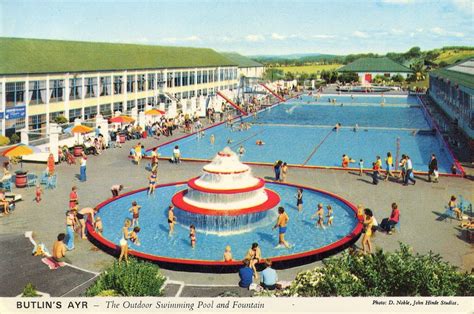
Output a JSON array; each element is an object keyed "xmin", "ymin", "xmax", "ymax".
[
  {"xmin": 94, "ymin": 183, "xmax": 360, "ymax": 264},
  {"xmin": 156, "ymin": 95, "xmax": 455, "ymax": 173}
]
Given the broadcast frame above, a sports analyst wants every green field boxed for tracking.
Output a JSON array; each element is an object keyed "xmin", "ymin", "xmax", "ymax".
[
  {"xmin": 434, "ymin": 49, "xmax": 474, "ymax": 65},
  {"xmin": 274, "ymin": 64, "xmax": 342, "ymax": 73}
]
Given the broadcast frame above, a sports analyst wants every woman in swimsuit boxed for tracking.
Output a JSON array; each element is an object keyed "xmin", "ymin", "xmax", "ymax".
[
  {"xmin": 361, "ymin": 208, "xmax": 374, "ymax": 254},
  {"xmin": 148, "ymin": 171, "xmax": 157, "ymax": 195},
  {"xmin": 119, "ymin": 219, "xmax": 131, "ymax": 264},
  {"xmin": 448, "ymin": 195, "xmax": 462, "ymax": 220}
]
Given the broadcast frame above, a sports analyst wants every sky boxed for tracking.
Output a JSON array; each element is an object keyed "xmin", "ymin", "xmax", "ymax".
[{"xmin": 0, "ymin": 0, "xmax": 472, "ymax": 56}]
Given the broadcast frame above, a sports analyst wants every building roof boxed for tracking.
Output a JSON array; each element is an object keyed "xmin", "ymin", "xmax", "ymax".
[
  {"xmin": 430, "ymin": 58, "xmax": 474, "ymax": 90},
  {"xmin": 220, "ymin": 52, "xmax": 263, "ymax": 68},
  {"xmin": 338, "ymin": 57, "xmax": 413, "ymax": 73},
  {"xmin": 0, "ymin": 37, "xmax": 238, "ymax": 75}
]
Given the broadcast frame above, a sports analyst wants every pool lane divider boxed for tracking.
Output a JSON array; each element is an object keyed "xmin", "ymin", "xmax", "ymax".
[
  {"xmin": 302, "ymin": 129, "xmax": 334, "ymax": 166},
  {"xmin": 86, "ymin": 180, "xmax": 363, "ymax": 273},
  {"xmin": 230, "ymin": 129, "xmax": 265, "ymax": 149}
]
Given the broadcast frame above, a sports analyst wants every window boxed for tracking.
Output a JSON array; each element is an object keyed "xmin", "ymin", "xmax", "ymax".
[
  {"xmin": 100, "ymin": 76, "xmax": 111, "ymax": 96},
  {"xmin": 113, "ymin": 102, "xmax": 123, "ymax": 112},
  {"xmin": 197, "ymin": 71, "xmax": 202, "ymax": 84},
  {"xmin": 127, "ymin": 100, "xmax": 135, "ymax": 111},
  {"xmin": 167, "ymin": 72, "xmax": 173, "ymax": 88},
  {"xmin": 220, "ymin": 69, "xmax": 224, "ymax": 81},
  {"xmin": 6, "ymin": 82, "xmax": 25, "ymax": 107},
  {"xmin": 100, "ymin": 104, "xmax": 112, "ymax": 117},
  {"xmin": 189, "ymin": 71, "xmax": 195, "ymax": 85},
  {"xmin": 137, "ymin": 74, "xmax": 145, "ymax": 92},
  {"xmin": 197, "ymin": 89, "xmax": 202, "ymax": 96},
  {"xmin": 28, "ymin": 114, "xmax": 46, "ymax": 130},
  {"xmin": 174, "ymin": 72, "xmax": 181, "ymax": 87},
  {"xmin": 137, "ymin": 98, "xmax": 146, "ymax": 111},
  {"xmin": 174, "ymin": 93, "xmax": 181, "ymax": 100},
  {"xmin": 69, "ymin": 78, "xmax": 83, "ymax": 100},
  {"xmin": 202, "ymin": 88, "xmax": 208, "ymax": 96},
  {"xmin": 208, "ymin": 70, "xmax": 213, "ymax": 83},
  {"xmin": 190, "ymin": 90, "xmax": 195, "ymax": 98},
  {"xmin": 182, "ymin": 91, "xmax": 189, "ymax": 99},
  {"xmin": 147, "ymin": 97, "xmax": 155, "ymax": 106},
  {"xmin": 182, "ymin": 72, "xmax": 188, "ymax": 86},
  {"xmin": 148, "ymin": 73, "xmax": 156, "ymax": 90},
  {"xmin": 69, "ymin": 108, "xmax": 82, "ymax": 122},
  {"xmin": 29, "ymin": 80, "xmax": 46, "ymax": 105},
  {"xmin": 84, "ymin": 77, "xmax": 98, "ymax": 98},
  {"xmin": 127, "ymin": 75, "xmax": 135, "ymax": 93},
  {"xmin": 84, "ymin": 106, "xmax": 97, "ymax": 120},
  {"xmin": 49, "ymin": 80, "xmax": 64, "ymax": 102},
  {"xmin": 214, "ymin": 69, "xmax": 218, "ymax": 82},
  {"xmin": 157, "ymin": 73, "xmax": 165, "ymax": 87},
  {"xmin": 202, "ymin": 70, "xmax": 208, "ymax": 83},
  {"xmin": 114, "ymin": 76, "xmax": 123, "ymax": 94}
]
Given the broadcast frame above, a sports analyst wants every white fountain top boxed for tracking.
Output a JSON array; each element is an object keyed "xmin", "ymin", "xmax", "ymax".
[{"xmin": 202, "ymin": 147, "xmax": 249, "ymax": 174}]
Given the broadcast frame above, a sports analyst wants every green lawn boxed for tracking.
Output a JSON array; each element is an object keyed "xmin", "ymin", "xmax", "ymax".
[
  {"xmin": 434, "ymin": 50, "xmax": 474, "ymax": 65},
  {"xmin": 274, "ymin": 64, "xmax": 342, "ymax": 74}
]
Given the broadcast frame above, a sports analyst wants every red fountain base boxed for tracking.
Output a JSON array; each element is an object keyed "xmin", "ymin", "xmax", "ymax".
[{"xmin": 171, "ymin": 188, "xmax": 281, "ymax": 216}]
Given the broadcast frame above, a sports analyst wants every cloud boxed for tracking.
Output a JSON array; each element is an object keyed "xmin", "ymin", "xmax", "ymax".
[
  {"xmin": 183, "ymin": 35, "xmax": 201, "ymax": 42},
  {"xmin": 430, "ymin": 27, "xmax": 464, "ymax": 37},
  {"xmin": 161, "ymin": 37, "xmax": 178, "ymax": 43},
  {"xmin": 389, "ymin": 28, "xmax": 404, "ymax": 35},
  {"xmin": 353, "ymin": 31, "xmax": 369, "ymax": 38},
  {"xmin": 451, "ymin": 0, "xmax": 473, "ymax": 11},
  {"xmin": 380, "ymin": 0, "xmax": 414, "ymax": 4},
  {"xmin": 245, "ymin": 34, "xmax": 265, "ymax": 42},
  {"xmin": 311, "ymin": 34, "xmax": 337, "ymax": 39},
  {"xmin": 271, "ymin": 33, "xmax": 286, "ymax": 40}
]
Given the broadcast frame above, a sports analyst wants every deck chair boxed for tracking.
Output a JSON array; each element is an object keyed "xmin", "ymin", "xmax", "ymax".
[
  {"xmin": 47, "ymin": 175, "xmax": 57, "ymax": 189},
  {"xmin": 39, "ymin": 171, "xmax": 49, "ymax": 185},
  {"xmin": 27, "ymin": 173, "xmax": 38, "ymax": 187},
  {"xmin": 1, "ymin": 180, "xmax": 12, "ymax": 192}
]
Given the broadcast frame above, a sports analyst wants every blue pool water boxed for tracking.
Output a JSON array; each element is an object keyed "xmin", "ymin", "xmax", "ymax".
[
  {"xmin": 97, "ymin": 183, "xmax": 358, "ymax": 261},
  {"xmin": 156, "ymin": 95, "xmax": 454, "ymax": 173},
  {"xmin": 287, "ymin": 94, "xmax": 420, "ymax": 105}
]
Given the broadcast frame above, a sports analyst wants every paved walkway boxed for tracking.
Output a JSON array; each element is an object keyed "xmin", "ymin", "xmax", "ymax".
[{"xmin": 0, "ymin": 116, "xmax": 472, "ymax": 296}]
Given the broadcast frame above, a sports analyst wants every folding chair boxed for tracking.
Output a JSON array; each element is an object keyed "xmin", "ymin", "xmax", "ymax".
[
  {"xmin": 27, "ymin": 173, "xmax": 38, "ymax": 187},
  {"xmin": 47, "ymin": 175, "xmax": 57, "ymax": 189}
]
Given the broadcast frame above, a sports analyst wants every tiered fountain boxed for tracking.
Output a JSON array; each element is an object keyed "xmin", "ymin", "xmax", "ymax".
[{"xmin": 171, "ymin": 147, "xmax": 280, "ymax": 233}]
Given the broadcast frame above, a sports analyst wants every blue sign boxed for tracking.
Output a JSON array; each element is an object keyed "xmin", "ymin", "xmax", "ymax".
[{"xmin": 5, "ymin": 106, "xmax": 26, "ymax": 120}]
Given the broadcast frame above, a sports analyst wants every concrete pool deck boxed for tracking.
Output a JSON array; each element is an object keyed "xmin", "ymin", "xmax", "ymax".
[{"xmin": 0, "ymin": 115, "xmax": 472, "ymax": 296}]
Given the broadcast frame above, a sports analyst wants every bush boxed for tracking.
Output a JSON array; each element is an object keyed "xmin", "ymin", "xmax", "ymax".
[
  {"xmin": 0, "ymin": 135, "xmax": 10, "ymax": 146},
  {"xmin": 10, "ymin": 134, "xmax": 20, "ymax": 144},
  {"xmin": 277, "ymin": 244, "xmax": 474, "ymax": 297},
  {"xmin": 22, "ymin": 283, "xmax": 40, "ymax": 297},
  {"xmin": 86, "ymin": 258, "xmax": 166, "ymax": 297},
  {"xmin": 53, "ymin": 115, "xmax": 68, "ymax": 124}
]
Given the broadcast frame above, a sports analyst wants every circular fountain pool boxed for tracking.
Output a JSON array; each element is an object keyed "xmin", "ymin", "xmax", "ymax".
[{"xmin": 87, "ymin": 181, "xmax": 362, "ymax": 272}]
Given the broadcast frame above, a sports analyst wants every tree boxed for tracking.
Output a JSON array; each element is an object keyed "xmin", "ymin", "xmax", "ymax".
[
  {"xmin": 338, "ymin": 72, "xmax": 359, "ymax": 83},
  {"xmin": 391, "ymin": 74, "xmax": 405, "ymax": 83},
  {"xmin": 406, "ymin": 46, "xmax": 422, "ymax": 59},
  {"xmin": 410, "ymin": 61, "xmax": 426, "ymax": 81}
]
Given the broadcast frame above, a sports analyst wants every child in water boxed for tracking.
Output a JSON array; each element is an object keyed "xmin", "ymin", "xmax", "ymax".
[
  {"xmin": 311, "ymin": 203, "xmax": 325, "ymax": 228},
  {"xmin": 296, "ymin": 188, "xmax": 303, "ymax": 212},
  {"xmin": 129, "ymin": 201, "xmax": 141, "ymax": 227},
  {"xmin": 130, "ymin": 226, "xmax": 141, "ymax": 246},
  {"xmin": 223, "ymin": 245, "xmax": 233, "ymax": 262},
  {"xmin": 326, "ymin": 205, "xmax": 334, "ymax": 226},
  {"xmin": 189, "ymin": 225, "xmax": 196, "ymax": 248}
]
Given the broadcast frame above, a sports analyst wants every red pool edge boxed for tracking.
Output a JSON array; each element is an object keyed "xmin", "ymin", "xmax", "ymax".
[
  {"xmin": 86, "ymin": 180, "xmax": 363, "ymax": 273},
  {"xmin": 187, "ymin": 176, "xmax": 266, "ymax": 194}
]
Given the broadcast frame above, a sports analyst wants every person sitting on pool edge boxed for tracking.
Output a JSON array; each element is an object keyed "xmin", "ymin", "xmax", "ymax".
[
  {"xmin": 333, "ymin": 123, "xmax": 341, "ymax": 132},
  {"xmin": 238, "ymin": 259, "xmax": 254, "ymax": 289},
  {"xmin": 245, "ymin": 242, "xmax": 262, "ymax": 279}
]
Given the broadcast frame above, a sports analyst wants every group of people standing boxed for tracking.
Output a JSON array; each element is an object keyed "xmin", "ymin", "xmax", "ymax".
[{"xmin": 273, "ymin": 160, "xmax": 288, "ymax": 182}]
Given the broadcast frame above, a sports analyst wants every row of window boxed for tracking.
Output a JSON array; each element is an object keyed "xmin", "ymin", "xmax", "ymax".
[{"xmin": 4, "ymin": 69, "xmax": 237, "ymax": 107}]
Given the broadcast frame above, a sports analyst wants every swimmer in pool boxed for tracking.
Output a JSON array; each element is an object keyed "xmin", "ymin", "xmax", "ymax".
[{"xmin": 256, "ymin": 140, "xmax": 265, "ymax": 146}]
